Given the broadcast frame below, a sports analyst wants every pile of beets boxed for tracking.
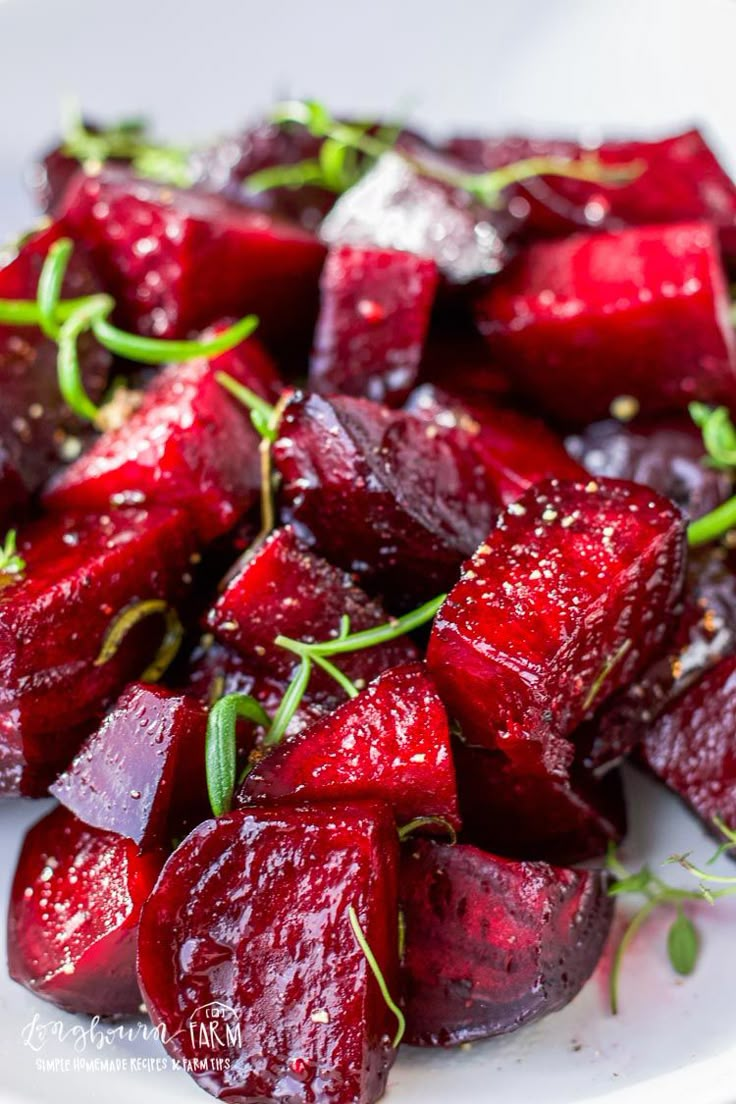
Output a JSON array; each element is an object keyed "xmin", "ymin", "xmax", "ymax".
[{"xmin": 3, "ymin": 109, "xmax": 736, "ymax": 1104}]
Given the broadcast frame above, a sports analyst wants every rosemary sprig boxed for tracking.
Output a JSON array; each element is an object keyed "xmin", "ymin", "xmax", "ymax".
[
  {"xmin": 687, "ymin": 402, "xmax": 736, "ymax": 546},
  {"xmin": 0, "ymin": 530, "xmax": 26, "ymax": 581},
  {"xmin": 348, "ymin": 904, "xmax": 405, "ymax": 1048}
]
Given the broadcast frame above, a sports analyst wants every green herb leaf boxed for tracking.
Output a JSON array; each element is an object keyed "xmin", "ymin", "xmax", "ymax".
[
  {"xmin": 94, "ymin": 599, "xmax": 184, "ymax": 683},
  {"xmin": 57, "ymin": 294, "xmax": 115, "ymax": 421},
  {"xmin": 348, "ymin": 904, "xmax": 405, "ymax": 1048},
  {"xmin": 92, "ymin": 313, "xmax": 258, "ymax": 366},
  {"xmin": 608, "ymin": 868, "xmax": 652, "ymax": 896},
  {"xmin": 0, "ymin": 530, "xmax": 26, "ymax": 580},
  {"xmin": 261, "ymin": 657, "xmax": 313, "ymax": 750},
  {"xmin": 397, "ymin": 817, "xmax": 458, "ymax": 844},
  {"xmin": 215, "ymin": 371, "xmax": 277, "ymax": 441},
  {"xmin": 37, "ymin": 238, "xmax": 73, "ymax": 340},
  {"xmin": 667, "ymin": 910, "xmax": 699, "ymax": 976},
  {"xmin": 206, "ymin": 693, "xmax": 272, "ymax": 817},
  {"xmin": 689, "ymin": 402, "xmax": 736, "ymax": 470}
]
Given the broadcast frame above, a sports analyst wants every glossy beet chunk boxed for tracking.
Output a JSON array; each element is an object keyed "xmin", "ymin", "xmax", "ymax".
[
  {"xmin": 477, "ymin": 222, "xmax": 736, "ymax": 422},
  {"xmin": 238, "ymin": 662, "xmax": 459, "ymax": 829},
  {"xmin": 399, "ymin": 840, "xmax": 613, "ymax": 1046},
  {"xmin": 273, "ymin": 394, "xmax": 496, "ymax": 604},
  {"xmin": 0, "ymin": 223, "xmax": 109, "ymax": 499},
  {"xmin": 566, "ymin": 417, "xmax": 731, "ymax": 520},
  {"xmin": 453, "ymin": 740, "xmax": 625, "ymax": 865},
  {"xmin": 50, "ymin": 683, "xmax": 209, "ymax": 849},
  {"xmin": 44, "ymin": 335, "xmax": 280, "ymax": 541},
  {"xmin": 640, "ymin": 655, "xmax": 736, "ymax": 833},
  {"xmin": 310, "ymin": 245, "xmax": 438, "ymax": 405},
  {"xmin": 60, "ymin": 168, "xmax": 326, "ymax": 352},
  {"xmin": 407, "ymin": 383, "xmax": 585, "ymax": 505},
  {"xmin": 8, "ymin": 806, "xmax": 163, "ymax": 1014},
  {"xmin": 0, "ymin": 507, "xmax": 195, "ymax": 795},
  {"xmin": 427, "ymin": 478, "xmax": 686, "ymax": 775},
  {"xmin": 138, "ymin": 801, "xmax": 400, "ymax": 1104},
  {"xmin": 207, "ymin": 526, "xmax": 417, "ymax": 696}
]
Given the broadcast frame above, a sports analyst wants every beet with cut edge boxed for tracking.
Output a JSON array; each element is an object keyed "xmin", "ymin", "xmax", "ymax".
[
  {"xmin": 399, "ymin": 840, "xmax": 613, "ymax": 1046},
  {"xmin": 0, "ymin": 506, "xmax": 195, "ymax": 796},
  {"xmin": 476, "ymin": 221, "xmax": 736, "ymax": 423},
  {"xmin": 44, "ymin": 334, "xmax": 280, "ymax": 541},
  {"xmin": 59, "ymin": 168, "xmax": 326, "ymax": 355},
  {"xmin": 639, "ymin": 654, "xmax": 736, "ymax": 835},
  {"xmin": 207, "ymin": 525, "xmax": 418, "ymax": 697},
  {"xmin": 8, "ymin": 806, "xmax": 164, "ymax": 1015},
  {"xmin": 237, "ymin": 662, "xmax": 459, "ymax": 829},
  {"xmin": 138, "ymin": 801, "xmax": 400, "ymax": 1104},
  {"xmin": 0, "ymin": 223, "xmax": 110, "ymax": 499},
  {"xmin": 309, "ymin": 245, "xmax": 438, "ymax": 406},
  {"xmin": 427, "ymin": 478, "xmax": 686, "ymax": 776},
  {"xmin": 50, "ymin": 683, "xmax": 209, "ymax": 849},
  {"xmin": 273, "ymin": 393, "xmax": 497, "ymax": 605}
]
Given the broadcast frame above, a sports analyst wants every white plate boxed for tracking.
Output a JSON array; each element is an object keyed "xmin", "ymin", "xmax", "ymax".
[{"xmin": 2, "ymin": 1, "xmax": 736, "ymax": 1101}]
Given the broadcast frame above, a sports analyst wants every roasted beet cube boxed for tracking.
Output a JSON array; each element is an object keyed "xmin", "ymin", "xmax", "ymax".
[
  {"xmin": 0, "ymin": 507, "xmax": 195, "ymax": 793},
  {"xmin": 309, "ymin": 245, "xmax": 438, "ymax": 406},
  {"xmin": 399, "ymin": 840, "xmax": 613, "ymax": 1046},
  {"xmin": 427, "ymin": 478, "xmax": 686, "ymax": 773},
  {"xmin": 138, "ymin": 801, "xmax": 400, "ymax": 1104},
  {"xmin": 273, "ymin": 394, "xmax": 496, "ymax": 604},
  {"xmin": 60, "ymin": 168, "xmax": 326, "ymax": 352},
  {"xmin": 44, "ymin": 335, "xmax": 280, "ymax": 541},
  {"xmin": 566, "ymin": 416, "xmax": 732, "ymax": 520},
  {"xmin": 8, "ymin": 806, "xmax": 164, "ymax": 1015},
  {"xmin": 238, "ymin": 662, "xmax": 459, "ymax": 828},
  {"xmin": 50, "ymin": 683, "xmax": 209, "ymax": 849},
  {"xmin": 640, "ymin": 655, "xmax": 736, "ymax": 834},
  {"xmin": 207, "ymin": 525, "xmax": 417, "ymax": 696},
  {"xmin": 320, "ymin": 150, "xmax": 517, "ymax": 284},
  {"xmin": 0, "ymin": 223, "xmax": 109, "ymax": 498},
  {"xmin": 453, "ymin": 740, "xmax": 625, "ymax": 865},
  {"xmin": 476, "ymin": 222, "xmax": 736, "ymax": 422},
  {"xmin": 407, "ymin": 384, "xmax": 585, "ymax": 505}
]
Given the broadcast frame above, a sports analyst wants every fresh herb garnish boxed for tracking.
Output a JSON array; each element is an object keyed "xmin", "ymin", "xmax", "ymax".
[
  {"xmin": 206, "ymin": 693, "xmax": 272, "ymax": 817},
  {"xmin": 606, "ymin": 819, "xmax": 736, "ymax": 1014},
  {"xmin": 94, "ymin": 598, "xmax": 184, "ymax": 683},
  {"xmin": 687, "ymin": 402, "xmax": 736, "ymax": 546},
  {"xmin": 0, "ymin": 530, "xmax": 26, "ymax": 581},
  {"xmin": 397, "ymin": 817, "xmax": 458, "ymax": 844},
  {"xmin": 0, "ymin": 237, "xmax": 258, "ymax": 426},
  {"xmin": 245, "ymin": 99, "xmax": 644, "ymax": 208},
  {"xmin": 348, "ymin": 904, "xmax": 406, "ymax": 1048}
]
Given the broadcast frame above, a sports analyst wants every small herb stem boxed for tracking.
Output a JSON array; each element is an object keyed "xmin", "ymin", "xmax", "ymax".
[
  {"xmin": 216, "ymin": 371, "xmax": 277, "ymax": 440},
  {"xmin": 348, "ymin": 904, "xmax": 405, "ymax": 1048},
  {"xmin": 58, "ymin": 294, "xmax": 115, "ymax": 422},
  {"xmin": 206, "ymin": 693, "xmax": 272, "ymax": 817},
  {"xmin": 94, "ymin": 598, "xmax": 183, "ymax": 681},
  {"xmin": 93, "ymin": 314, "xmax": 258, "ymax": 366},
  {"xmin": 397, "ymin": 817, "xmax": 458, "ymax": 844},
  {"xmin": 609, "ymin": 898, "xmax": 659, "ymax": 1015},
  {"xmin": 262, "ymin": 657, "xmax": 312, "ymax": 748},
  {"xmin": 287, "ymin": 593, "xmax": 445, "ymax": 659},
  {"xmin": 687, "ymin": 495, "xmax": 736, "ymax": 546},
  {"xmin": 37, "ymin": 238, "xmax": 73, "ymax": 340}
]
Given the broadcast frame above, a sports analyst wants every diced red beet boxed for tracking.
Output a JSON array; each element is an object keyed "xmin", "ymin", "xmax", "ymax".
[
  {"xmin": 237, "ymin": 662, "xmax": 459, "ymax": 829},
  {"xmin": 476, "ymin": 222, "xmax": 736, "ymax": 423},
  {"xmin": 207, "ymin": 526, "xmax": 418, "ymax": 695},
  {"xmin": 565, "ymin": 417, "xmax": 731, "ymax": 520},
  {"xmin": 8, "ymin": 806, "xmax": 164, "ymax": 1015},
  {"xmin": 453, "ymin": 740, "xmax": 625, "ymax": 865},
  {"xmin": 59, "ymin": 168, "xmax": 326, "ymax": 353},
  {"xmin": 446, "ymin": 129, "xmax": 736, "ymax": 261},
  {"xmin": 50, "ymin": 683, "xmax": 209, "ymax": 849},
  {"xmin": 0, "ymin": 507, "xmax": 195, "ymax": 794},
  {"xmin": 0, "ymin": 223, "xmax": 110, "ymax": 498},
  {"xmin": 640, "ymin": 655, "xmax": 736, "ymax": 834},
  {"xmin": 580, "ymin": 544, "xmax": 736, "ymax": 771},
  {"xmin": 273, "ymin": 393, "xmax": 497, "ymax": 604},
  {"xmin": 43, "ymin": 335, "xmax": 280, "ymax": 541},
  {"xmin": 309, "ymin": 245, "xmax": 438, "ymax": 406},
  {"xmin": 320, "ymin": 149, "xmax": 517, "ymax": 284},
  {"xmin": 427, "ymin": 478, "xmax": 686, "ymax": 775},
  {"xmin": 420, "ymin": 313, "xmax": 513, "ymax": 400},
  {"xmin": 138, "ymin": 801, "xmax": 400, "ymax": 1103},
  {"xmin": 399, "ymin": 840, "xmax": 613, "ymax": 1046},
  {"xmin": 406, "ymin": 383, "xmax": 585, "ymax": 505}
]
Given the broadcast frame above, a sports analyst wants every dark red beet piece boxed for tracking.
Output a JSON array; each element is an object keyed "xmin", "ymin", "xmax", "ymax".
[
  {"xmin": 273, "ymin": 393, "xmax": 496, "ymax": 604},
  {"xmin": 399, "ymin": 840, "xmax": 613, "ymax": 1046},
  {"xmin": 565, "ymin": 416, "xmax": 731, "ymax": 520},
  {"xmin": 44, "ymin": 335, "xmax": 280, "ymax": 541},
  {"xmin": 8, "ymin": 806, "xmax": 164, "ymax": 1015},
  {"xmin": 309, "ymin": 245, "xmax": 438, "ymax": 406},
  {"xmin": 59, "ymin": 168, "xmax": 326, "ymax": 353},
  {"xmin": 138, "ymin": 801, "xmax": 400, "ymax": 1104},
  {"xmin": 453, "ymin": 740, "xmax": 625, "ymax": 865},
  {"xmin": 476, "ymin": 222, "xmax": 736, "ymax": 423},
  {"xmin": 0, "ymin": 507, "xmax": 195, "ymax": 795},
  {"xmin": 50, "ymin": 683, "xmax": 209, "ymax": 849},
  {"xmin": 407, "ymin": 383, "xmax": 585, "ymax": 505},
  {"xmin": 427, "ymin": 478, "xmax": 686, "ymax": 775},
  {"xmin": 0, "ymin": 223, "xmax": 110, "ymax": 498},
  {"xmin": 237, "ymin": 662, "xmax": 459, "ymax": 829},
  {"xmin": 207, "ymin": 526, "xmax": 418, "ymax": 695},
  {"xmin": 640, "ymin": 655, "xmax": 736, "ymax": 834},
  {"xmin": 320, "ymin": 149, "xmax": 517, "ymax": 284},
  {"xmin": 580, "ymin": 544, "xmax": 736, "ymax": 771}
]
